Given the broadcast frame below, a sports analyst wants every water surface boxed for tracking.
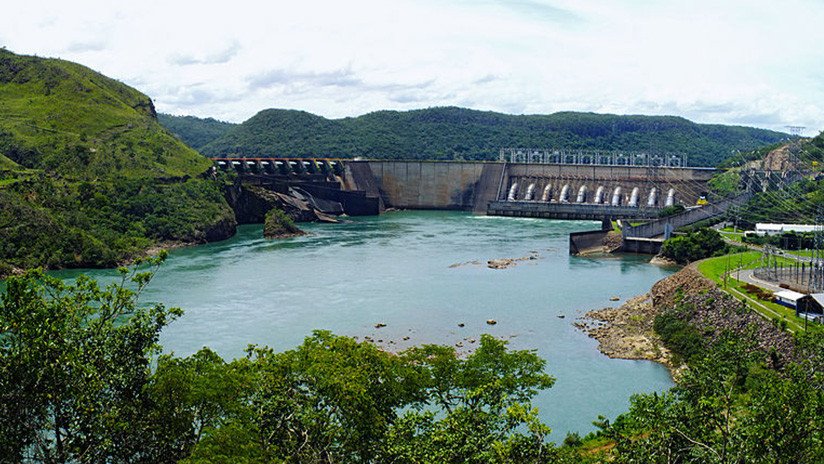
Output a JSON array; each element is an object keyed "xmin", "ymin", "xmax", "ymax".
[{"xmin": 50, "ymin": 211, "xmax": 675, "ymax": 441}]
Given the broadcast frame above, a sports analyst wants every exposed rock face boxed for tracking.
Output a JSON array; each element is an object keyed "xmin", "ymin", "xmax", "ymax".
[
  {"xmin": 649, "ymin": 255, "xmax": 678, "ymax": 266},
  {"xmin": 651, "ymin": 263, "xmax": 798, "ymax": 369},
  {"xmin": 665, "ymin": 286, "xmax": 797, "ymax": 369},
  {"xmin": 650, "ymin": 264, "xmax": 714, "ymax": 310},
  {"xmin": 225, "ymin": 183, "xmax": 336, "ymax": 225},
  {"xmin": 758, "ymin": 143, "xmax": 800, "ymax": 171}
]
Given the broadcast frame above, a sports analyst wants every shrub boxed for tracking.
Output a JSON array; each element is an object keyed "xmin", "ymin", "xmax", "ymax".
[{"xmin": 660, "ymin": 228, "xmax": 727, "ymax": 264}]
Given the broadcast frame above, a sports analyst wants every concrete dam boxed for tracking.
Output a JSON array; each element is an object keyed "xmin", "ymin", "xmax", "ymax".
[
  {"xmin": 365, "ymin": 160, "xmax": 716, "ymax": 219},
  {"xmin": 213, "ymin": 157, "xmax": 717, "ymax": 222}
]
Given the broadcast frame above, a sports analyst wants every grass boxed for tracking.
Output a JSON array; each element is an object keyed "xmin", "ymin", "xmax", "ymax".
[
  {"xmin": 0, "ymin": 49, "xmax": 233, "ymax": 274},
  {"xmin": 786, "ymin": 249, "xmax": 815, "ymax": 257},
  {"xmin": 697, "ymin": 251, "xmax": 810, "ymax": 332},
  {"xmin": 0, "ymin": 154, "xmax": 18, "ymax": 169},
  {"xmin": 718, "ymin": 230, "xmax": 745, "ymax": 243},
  {"xmin": 696, "ymin": 251, "xmax": 762, "ymax": 283}
]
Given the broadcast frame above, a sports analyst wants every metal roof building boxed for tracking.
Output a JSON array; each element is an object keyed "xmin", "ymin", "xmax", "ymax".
[{"xmin": 755, "ymin": 223, "xmax": 818, "ymax": 236}]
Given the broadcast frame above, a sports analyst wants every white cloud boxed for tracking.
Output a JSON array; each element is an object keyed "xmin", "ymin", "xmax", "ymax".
[
  {"xmin": 169, "ymin": 42, "xmax": 241, "ymax": 66},
  {"xmin": 0, "ymin": 0, "xmax": 822, "ymax": 134}
]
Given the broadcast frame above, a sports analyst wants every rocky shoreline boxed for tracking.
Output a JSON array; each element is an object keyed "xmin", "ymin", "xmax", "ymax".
[
  {"xmin": 574, "ymin": 263, "xmax": 713, "ymax": 377},
  {"xmin": 576, "ymin": 258, "xmax": 807, "ymax": 378},
  {"xmin": 575, "ymin": 295, "xmax": 681, "ymax": 375}
]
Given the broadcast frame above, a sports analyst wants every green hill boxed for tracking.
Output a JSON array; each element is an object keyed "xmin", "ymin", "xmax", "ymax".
[
  {"xmin": 199, "ymin": 107, "xmax": 788, "ymax": 167},
  {"xmin": 0, "ymin": 50, "xmax": 234, "ymax": 275},
  {"xmin": 158, "ymin": 113, "xmax": 236, "ymax": 151},
  {"xmin": 0, "ymin": 49, "xmax": 211, "ymax": 178}
]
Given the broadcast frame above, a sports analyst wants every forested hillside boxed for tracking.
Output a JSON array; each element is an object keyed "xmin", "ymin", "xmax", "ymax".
[
  {"xmin": 197, "ymin": 107, "xmax": 788, "ymax": 167},
  {"xmin": 158, "ymin": 114, "xmax": 236, "ymax": 152},
  {"xmin": 0, "ymin": 50, "xmax": 234, "ymax": 275}
]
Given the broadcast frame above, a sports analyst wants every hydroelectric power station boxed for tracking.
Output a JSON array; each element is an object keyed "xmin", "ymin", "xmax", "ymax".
[
  {"xmin": 211, "ymin": 150, "xmax": 717, "ymax": 220},
  {"xmin": 211, "ymin": 147, "xmax": 800, "ymax": 255}
]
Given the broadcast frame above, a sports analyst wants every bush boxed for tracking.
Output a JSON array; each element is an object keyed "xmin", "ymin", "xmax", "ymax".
[
  {"xmin": 657, "ymin": 204, "xmax": 685, "ymax": 218},
  {"xmin": 263, "ymin": 208, "xmax": 303, "ymax": 238},
  {"xmin": 653, "ymin": 311, "xmax": 704, "ymax": 362},
  {"xmin": 0, "ymin": 177, "xmax": 235, "ymax": 271},
  {"xmin": 660, "ymin": 228, "xmax": 727, "ymax": 264}
]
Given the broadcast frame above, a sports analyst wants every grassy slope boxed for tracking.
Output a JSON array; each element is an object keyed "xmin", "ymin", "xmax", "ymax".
[
  {"xmin": 199, "ymin": 107, "xmax": 788, "ymax": 166},
  {"xmin": 0, "ymin": 49, "xmax": 210, "ymax": 179},
  {"xmin": 0, "ymin": 50, "xmax": 234, "ymax": 274}
]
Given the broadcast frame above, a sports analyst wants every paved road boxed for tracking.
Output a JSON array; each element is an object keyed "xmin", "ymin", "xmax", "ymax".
[{"xmin": 735, "ymin": 268, "xmax": 785, "ymax": 292}]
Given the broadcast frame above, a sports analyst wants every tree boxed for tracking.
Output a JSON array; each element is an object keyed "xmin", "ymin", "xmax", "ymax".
[
  {"xmin": 243, "ymin": 330, "xmax": 424, "ymax": 463},
  {"xmin": 0, "ymin": 254, "xmax": 181, "ymax": 463},
  {"xmin": 610, "ymin": 337, "xmax": 823, "ymax": 463},
  {"xmin": 384, "ymin": 335, "xmax": 557, "ymax": 463},
  {"xmin": 182, "ymin": 333, "xmax": 559, "ymax": 464},
  {"xmin": 145, "ymin": 348, "xmax": 254, "ymax": 463},
  {"xmin": 660, "ymin": 228, "xmax": 727, "ymax": 264},
  {"xmin": 708, "ymin": 170, "xmax": 741, "ymax": 197}
]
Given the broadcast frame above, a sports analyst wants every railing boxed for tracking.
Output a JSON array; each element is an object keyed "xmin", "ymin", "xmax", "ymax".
[
  {"xmin": 488, "ymin": 201, "xmax": 662, "ymax": 220},
  {"xmin": 622, "ymin": 192, "xmax": 753, "ymax": 239},
  {"xmin": 498, "ymin": 148, "xmax": 691, "ymax": 168}
]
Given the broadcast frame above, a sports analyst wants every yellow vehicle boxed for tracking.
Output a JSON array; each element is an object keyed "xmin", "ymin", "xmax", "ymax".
[{"xmin": 696, "ymin": 195, "xmax": 709, "ymax": 206}]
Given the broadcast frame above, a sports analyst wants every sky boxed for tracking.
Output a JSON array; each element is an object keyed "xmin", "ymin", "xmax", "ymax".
[{"xmin": 1, "ymin": 0, "xmax": 823, "ymax": 134}]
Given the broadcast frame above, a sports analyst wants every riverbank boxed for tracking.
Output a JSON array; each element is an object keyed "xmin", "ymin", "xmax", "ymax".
[
  {"xmin": 576, "ymin": 255, "xmax": 809, "ymax": 377},
  {"xmin": 576, "ymin": 295, "xmax": 672, "ymax": 366},
  {"xmin": 575, "ymin": 263, "xmax": 718, "ymax": 377}
]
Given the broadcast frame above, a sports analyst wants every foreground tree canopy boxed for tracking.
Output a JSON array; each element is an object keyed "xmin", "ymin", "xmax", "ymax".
[{"xmin": 1, "ymin": 261, "xmax": 821, "ymax": 463}]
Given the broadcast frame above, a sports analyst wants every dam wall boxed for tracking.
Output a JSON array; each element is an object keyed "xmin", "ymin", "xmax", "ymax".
[
  {"xmin": 363, "ymin": 161, "xmax": 491, "ymax": 210},
  {"xmin": 361, "ymin": 160, "xmax": 716, "ymax": 211}
]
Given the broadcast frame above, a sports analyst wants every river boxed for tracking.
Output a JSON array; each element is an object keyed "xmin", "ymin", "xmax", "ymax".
[{"xmin": 48, "ymin": 210, "xmax": 674, "ymax": 441}]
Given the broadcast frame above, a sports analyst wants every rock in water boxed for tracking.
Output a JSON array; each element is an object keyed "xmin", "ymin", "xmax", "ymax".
[
  {"xmin": 486, "ymin": 319, "xmax": 497, "ymax": 325},
  {"xmin": 263, "ymin": 208, "xmax": 305, "ymax": 239}
]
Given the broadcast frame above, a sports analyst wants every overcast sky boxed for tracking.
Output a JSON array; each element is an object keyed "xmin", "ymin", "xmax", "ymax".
[{"xmin": 2, "ymin": 0, "xmax": 822, "ymax": 133}]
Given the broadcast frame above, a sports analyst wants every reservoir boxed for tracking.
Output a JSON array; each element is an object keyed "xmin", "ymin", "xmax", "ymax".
[{"xmin": 50, "ymin": 210, "xmax": 675, "ymax": 441}]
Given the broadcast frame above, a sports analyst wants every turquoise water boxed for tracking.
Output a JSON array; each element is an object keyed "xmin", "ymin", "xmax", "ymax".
[{"xmin": 47, "ymin": 210, "xmax": 675, "ymax": 441}]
